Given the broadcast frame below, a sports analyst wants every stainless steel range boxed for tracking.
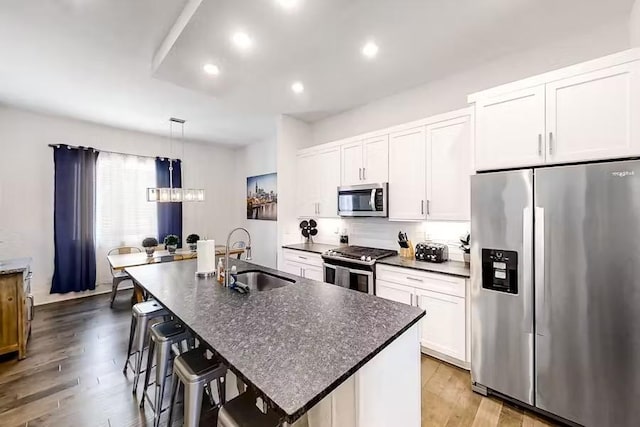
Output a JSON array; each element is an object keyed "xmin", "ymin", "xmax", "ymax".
[{"xmin": 322, "ymin": 246, "xmax": 397, "ymax": 294}]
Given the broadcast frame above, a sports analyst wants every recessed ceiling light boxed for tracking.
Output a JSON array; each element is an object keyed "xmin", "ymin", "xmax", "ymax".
[
  {"xmin": 362, "ymin": 41, "xmax": 379, "ymax": 59},
  {"xmin": 276, "ymin": 0, "xmax": 299, "ymax": 10},
  {"xmin": 232, "ymin": 31, "xmax": 253, "ymax": 50},
  {"xmin": 203, "ymin": 63, "xmax": 220, "ymax": 76},
  {"xmin": 291, "ymin": 81, "xmax": 304, "ymax": 94}
]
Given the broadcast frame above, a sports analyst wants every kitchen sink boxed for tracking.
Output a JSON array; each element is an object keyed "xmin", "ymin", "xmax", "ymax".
[{"xmin": 235, "ymin": 270, "xmax": 295, "ymax": 292}]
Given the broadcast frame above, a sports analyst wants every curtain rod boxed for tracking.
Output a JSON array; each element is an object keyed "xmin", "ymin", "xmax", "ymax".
[{"xmin": 47, "ymin": 144, "xmax": 180, "ymax": 161}]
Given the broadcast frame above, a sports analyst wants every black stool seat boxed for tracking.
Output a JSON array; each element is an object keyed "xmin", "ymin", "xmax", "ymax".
[{"xmin": 217, "ymin": 391, "xmax": 280, "ymax": 427}]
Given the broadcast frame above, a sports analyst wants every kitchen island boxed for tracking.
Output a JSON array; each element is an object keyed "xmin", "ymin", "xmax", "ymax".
[{"xmin": 126, "ymin": 258, "xmax": 424, "ymax": 426}]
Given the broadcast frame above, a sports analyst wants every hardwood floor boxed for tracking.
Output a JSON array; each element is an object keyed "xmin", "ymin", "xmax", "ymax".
[{"xmin": 0, "ymin": 294, "xmax": 558, "ymax": 427}]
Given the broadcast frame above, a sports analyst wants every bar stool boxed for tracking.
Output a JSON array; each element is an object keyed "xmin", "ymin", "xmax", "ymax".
[
  {"xmin": 217, "ymin": 391, "xmax": 281, "ymax": 427},
  {"xmin": 123, "ymin": 300, "xmax": 169, "ymax": 393},
  {"xmin": 167, "ymin": 347, "xmax": 228, "ymax": 427},
  {"xmin": 140, "ymin": 319, "xmax": 191, "ymax": 427}
]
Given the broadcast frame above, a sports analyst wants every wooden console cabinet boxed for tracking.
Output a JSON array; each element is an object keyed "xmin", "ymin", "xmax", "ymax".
[{"xmin": 0, "ymin": 259, "xmax": 33, "ymax": 360}]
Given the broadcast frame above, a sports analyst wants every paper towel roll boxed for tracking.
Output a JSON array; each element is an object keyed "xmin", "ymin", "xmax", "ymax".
[{"xmin": 197, "ymin": 240, "xmax": 216, "ymax": 274}]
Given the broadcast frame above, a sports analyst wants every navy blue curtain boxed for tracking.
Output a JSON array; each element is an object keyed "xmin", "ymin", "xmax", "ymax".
[
  {"xmin": 51, "ymin": 146, "xmax": 99, "ymax": 294},
  {"xmin": 156, "ymin": 158, "xmax": 183, "ymax": 247}
]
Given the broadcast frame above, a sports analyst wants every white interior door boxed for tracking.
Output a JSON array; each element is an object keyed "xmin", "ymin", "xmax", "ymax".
[
  {"xmin": 426, "ymin": 115, "xmax": 472, "ymax": 221},
  {"xmin": 546, "ymin": 62, "xmax": 640, "ymax": 163},
  {"xmin": 362, "ymin": 135, "xmax": 389, "ymax": 184},
  {"xmin": 296, "ymin": 154, "xmax": 317, "ymax": 218},
  {"xmin": 341, "ymin": 141, "xmax": 363, "ymax": 186},
  {"xmin": 389, "ymin": 127, "xmax": 426, "ymax": 221},
  {"xmin": 375, "ymin": 279, "xmax": 413, "ymax": 305},
  {"xmin": 316, "ymin": 148, "xmax": 341, "ymax": 218},
  {"xmin": 415, "ymin": 288, "xmax": 465, "ymax": 361},
  {"xmin": 475, "ymin": 85, "xmax": 546, "ymax": 171}
]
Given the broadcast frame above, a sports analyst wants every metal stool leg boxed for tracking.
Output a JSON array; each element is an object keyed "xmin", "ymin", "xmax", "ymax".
[
  {"xmin": 139, "ymin": 338, "xmax": 155, "ymax": 402},
  {"xmin": 123, "ymin": 314, "xmax": 136, "ymax": 374},
  {"xmin": 183, "ymin": 381, "xmax": 205, "ymax": 427},
  {"xmin": 153, "ymin": 340, "xmax": 173, "ymax": 427},
  {"xmin": 168, "ymin": 370, "xmax": 181, "ymax": 426}
]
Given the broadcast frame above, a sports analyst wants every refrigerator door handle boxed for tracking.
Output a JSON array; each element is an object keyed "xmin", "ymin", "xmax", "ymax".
[
  {"xmin": 522, "ymin": 207, "xmax": 533, "ymax": 334},
  {"xmin": 535, "ymin": 206, "xmax": 547, "ymax": 336}
]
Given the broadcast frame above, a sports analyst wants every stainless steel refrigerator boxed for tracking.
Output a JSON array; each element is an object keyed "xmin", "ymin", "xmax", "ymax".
[{"xmin": 471, "ymin": 159, "xmax": 640, "ymax": 427}]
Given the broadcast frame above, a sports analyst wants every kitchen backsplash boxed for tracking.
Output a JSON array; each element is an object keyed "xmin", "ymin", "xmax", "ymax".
[{"xmin": 286, "ymin": 218, "xmax": 469, "ymax": 261}]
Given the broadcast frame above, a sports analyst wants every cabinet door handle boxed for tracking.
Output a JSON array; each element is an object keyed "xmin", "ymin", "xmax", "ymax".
[
  {"xmin": 426, "ymin": 200, "xmax": 430, "ymax": 216},
  {"xmin": 298, "ymin": 256, "xmax": 308, "ymax": 260},
  {"xmin": 406, "ymin": 276, "xmax": 423, "ymax": 283},
  {"xmin": 538, "ymin": 134, "xmax": 543, "ymax": 156},
  {"xmin": 410, "ymin": 294, "xmax": 414, "ymax": 306},
  {"xmin": 421, "ymin": 200, "xmax": 424, "ymax": 215},
  {"xmin": 358, "ymin": 168, "xmax": 362, "ymax": 180},
  {"xmin": 548, "ymin": 132, "xmax": 554, "ymax": 155},
  {"xmin": 362, "ymin": 168, "xmax": 366, "ymax": 180},
  {"xmin": 317, "ymin": 203, "xmax": 320, "ymax": 215}
]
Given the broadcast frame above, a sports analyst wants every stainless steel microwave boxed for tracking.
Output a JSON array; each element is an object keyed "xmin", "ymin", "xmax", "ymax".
[{"xmin": 337, "ymin": 183, "xmax": 388, "ymax": 217}]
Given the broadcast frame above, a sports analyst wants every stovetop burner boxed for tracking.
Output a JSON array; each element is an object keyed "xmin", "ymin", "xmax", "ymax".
[{"xmin": 322, "ymin": 245, "xmax": 397, "ymax": 266}]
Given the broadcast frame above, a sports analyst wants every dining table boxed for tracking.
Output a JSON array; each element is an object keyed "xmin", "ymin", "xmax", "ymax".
[{"xmin": 108, "ymin": 246, "xmax": 245, "ymax": 303}]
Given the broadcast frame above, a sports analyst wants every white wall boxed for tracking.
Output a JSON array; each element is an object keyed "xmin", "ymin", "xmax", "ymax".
[
  {"xmin": 632, "ymin": 0, "xmax": 640, "ymax": 46},
  {"xmin": 0, "ymin": 106, "xmax": 236, "ymax": 305},
  {"xmin": 310, "ymin": 21, "xmax": 630, "ymax": 145},
  {"xmin": 276, "ymin": 115, "xmax": 313, "ymax": 270},
  {"xmin": 233, "ymin": 137, "xmax": 278, "ymax": 268}
]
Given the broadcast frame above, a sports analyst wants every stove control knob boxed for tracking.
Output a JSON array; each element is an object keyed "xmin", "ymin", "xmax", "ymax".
[
  {"xmin": 366, "ymin": 256, "xmax": 372, "ymax": 262},
  {"xmin": 360, "ymin": 255, "xmax": 366, "ymax": 261}
]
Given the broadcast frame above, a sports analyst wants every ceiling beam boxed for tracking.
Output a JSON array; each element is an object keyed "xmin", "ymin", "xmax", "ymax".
[{"xmin": 151, "ymin": 0, "xmax": 204, "ymax": 73}]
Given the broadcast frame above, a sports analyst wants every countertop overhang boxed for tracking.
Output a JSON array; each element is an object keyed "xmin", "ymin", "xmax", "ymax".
[{"xmin": 126, "ymin": 258, "xmax": 424, "ymax": 423}]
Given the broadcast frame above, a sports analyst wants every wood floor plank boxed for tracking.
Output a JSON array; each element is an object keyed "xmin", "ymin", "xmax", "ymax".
[
  {"xmin": 471, "ymin": 398, "xmax": 503, "ymax": 427},
  {"xmin": 1, "ymin": 293, "xmax": 561, "ymax": 427}
]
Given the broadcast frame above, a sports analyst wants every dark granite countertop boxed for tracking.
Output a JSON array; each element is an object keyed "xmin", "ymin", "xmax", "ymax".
[
  {"xmin": 282, "ymin": 243, "xmax": 341, "ymax": 254},
  {"xmin": 0, "ymin": 258, "xmax": 31, "ymax": 275},
  {"xmin": 377, "ymin": 256, "xmax": 471, "ymax": 278},
  {"xmin": 126, "ymin": 258, "xmax": 424, "ymax": 424}
]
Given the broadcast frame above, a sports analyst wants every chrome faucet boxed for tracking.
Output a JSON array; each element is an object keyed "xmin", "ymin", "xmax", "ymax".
[{"xmin": 225, "ymin": 227, "xmax": 252, "ymax": 286}]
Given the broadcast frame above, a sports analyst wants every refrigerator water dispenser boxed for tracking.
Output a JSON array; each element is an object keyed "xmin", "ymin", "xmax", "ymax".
[{"xmin": 481, "ymin": 249, "xmax": 518, "ymax": 294}]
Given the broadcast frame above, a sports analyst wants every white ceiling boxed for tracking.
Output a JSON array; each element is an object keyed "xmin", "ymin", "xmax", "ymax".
[{"xmin": 0, "ymin": 0, "xmax": 635, "ymax": 145}]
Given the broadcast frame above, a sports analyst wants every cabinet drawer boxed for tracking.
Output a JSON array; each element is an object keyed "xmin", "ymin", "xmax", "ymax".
[
  {"xmin": 283, "ymin": 249, "xmax": 323, "ymax": 268},
  {"xmin": 376, "ymin": 264, "xmax": 465, "ymax": 298}
]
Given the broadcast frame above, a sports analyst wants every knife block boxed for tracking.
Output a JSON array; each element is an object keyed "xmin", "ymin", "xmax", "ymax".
[{"xmin": 399, "ymin": 240, "xmax": 415, "ymax": 259}]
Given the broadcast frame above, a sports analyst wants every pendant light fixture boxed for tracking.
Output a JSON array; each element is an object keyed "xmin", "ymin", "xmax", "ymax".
[{"xmin": 147, "ymin": 118, "xmax": 205, "ymax": 203}]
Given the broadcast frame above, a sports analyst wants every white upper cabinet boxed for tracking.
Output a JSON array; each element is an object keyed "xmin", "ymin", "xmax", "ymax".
[
  {"xmin": 340, "ymin": 135, "xmax": 389, "ymax": 185},
  {"xmin": 341, "ymin": 141, "xmax": 363, "ymax": 186},
  {"xmin": 389, "ymin": 127, "xmax": 426, "ymax": 221},
  {"xmin": 296, "ymin": 153, "xmax": 317, "ymax": 218},
  {"xmin": 362, "ymin": 135, "xmax": 389, "ymax": 184},
  {"xmin": 296, "ymin": 147, "xmax": 340, "ymax": 218},
  {"xmin": 472, "ymin": 49, "xmax": 640, "ymax": 170},
  {"xmin": 546, "ymin": 62, "xmax": 640, "ymax": 163},
  {"xmin": 426, "ymin": 114, "xmax": 473, "ymax": 221},
  {"xmin": 315, "ymin": 147, "xmax": 341, "ymax": 218},
  {"xmin": 475, "ymin": 85, "xmax": 546, "ymax": 171}
]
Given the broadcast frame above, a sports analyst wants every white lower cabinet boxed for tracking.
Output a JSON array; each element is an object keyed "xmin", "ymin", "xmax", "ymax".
[
  {"xmin": 376, "ymin": 279, "xmax": 413, "ymax": 305},
  {"xmin": 376, "ymin": 264, "xmax": 469, "ymax": 368},
  {"xmin": 414, "ymin": 288, "xmax": 466, "ymax": 362},
  {"xmin": 282, "ymin": 249, "xmax": 325, "ymax": 281}
]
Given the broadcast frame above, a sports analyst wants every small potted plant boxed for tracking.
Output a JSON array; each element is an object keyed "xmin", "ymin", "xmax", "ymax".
[
  {"xmin": 142, "ymin": 237, "xmax": 158, "ymax": 257},
  {"xmin": 186, "ymin": 234, "xmax": 200, "ymax": 252},
  {"xmin": 460, "ymin": 233, "xmax": 471, "ymax": 265},
  {"xmin": 164, "ymin": 234, "xmax": 180, "ymax": 254}
]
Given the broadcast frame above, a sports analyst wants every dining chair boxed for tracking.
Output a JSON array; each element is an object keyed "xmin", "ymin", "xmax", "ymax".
[{"xmin": 108, "ymin": 246, "xmax": 142, "ymax": 308}]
